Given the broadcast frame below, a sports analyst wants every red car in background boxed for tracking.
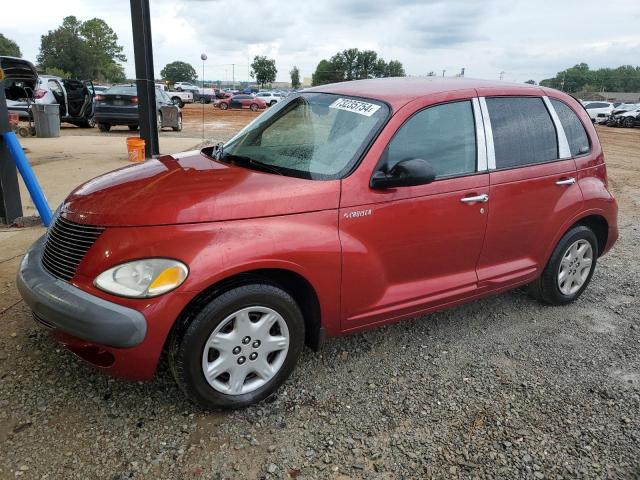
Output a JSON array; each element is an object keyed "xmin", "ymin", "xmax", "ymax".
[{"xmin": 216, "ymin": 94, "xmax": 266, "ymax": 111}]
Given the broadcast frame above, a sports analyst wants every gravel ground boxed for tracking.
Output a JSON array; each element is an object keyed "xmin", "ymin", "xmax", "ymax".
[{"xmin": 0, "ymin": 126, "xmax": 638, "ymax": 479}]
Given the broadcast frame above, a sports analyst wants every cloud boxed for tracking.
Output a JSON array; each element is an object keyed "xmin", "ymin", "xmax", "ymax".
[{"xmin": 1, "ymin": 0, "xmax": 639, "ymax": 84}]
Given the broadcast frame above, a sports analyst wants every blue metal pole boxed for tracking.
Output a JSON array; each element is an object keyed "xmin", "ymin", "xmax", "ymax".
[{"xmin": 2, "ymin": 131, "xmax": 52, "ymax": 226}]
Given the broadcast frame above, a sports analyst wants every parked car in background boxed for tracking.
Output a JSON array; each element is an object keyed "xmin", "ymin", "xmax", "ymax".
[
  {"xmin": 582, "ymin": 101, "xmax": 614, "ymax": 123},
  {"xmin": 30, "ymin": 75, "xmax": 96, "ymax": 128},
  {"xmin": 193, "ymin": 90, "xmax": 216, "ymax": 104},
  {"xmin": 94, "ymin": 85, "xmax": 182, "ymax": 132},
  {"xmin": 611, "ymin": 105, "xmax": 640, "ymax": 128},
  {"xmin": 2, "ymin": 56, "xmax": 39, "ymax": 120},
  {"xmin": 17, "ymin": 78, "xmax": 617, "ymax": 409},
  {"xmin": 174, "ymin": 82, "xmax": 199, "ymax": 92},
  {"xmin": 155, "ymin": 84, "xmax": 193, "ymax": 108},
  {"xmin": 255, "ymin": 91, "xmax": 280, "ymax": 106},
  {"xmin": 215, "ymin": 94, "xmax": 266, "ymax": 111}
]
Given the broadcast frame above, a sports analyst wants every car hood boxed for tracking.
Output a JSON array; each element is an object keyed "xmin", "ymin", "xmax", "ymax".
[{"xmin": 61, "ymin": 150, "xmax": 340, "ymax": 227}]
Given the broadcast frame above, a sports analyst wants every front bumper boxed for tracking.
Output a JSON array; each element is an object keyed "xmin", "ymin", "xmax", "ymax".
[{"xmin": 16, "ymin": 236, "xmax": 147, "ymax": 348}]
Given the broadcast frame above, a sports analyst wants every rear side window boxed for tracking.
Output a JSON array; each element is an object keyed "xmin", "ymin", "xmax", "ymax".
[
  {"xmin": 486, "ymin": 97, "xmax": 558, "ymax": 169},
  {"xmin": 385, "ymin": 100, "xmax": 477, "ymax": 179},
  {"xmin": 550, "ymin": 99, "xmax": 590, "ymax": 156}
]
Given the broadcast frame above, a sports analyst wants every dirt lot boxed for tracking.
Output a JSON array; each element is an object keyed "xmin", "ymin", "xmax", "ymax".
[
  {"xmin": 55, "ymin": 103, "xmax": 261, "ymax": 144},
  {"xmin": 0, "ymin": 125, "xmax": 638, "ymax": 479}
]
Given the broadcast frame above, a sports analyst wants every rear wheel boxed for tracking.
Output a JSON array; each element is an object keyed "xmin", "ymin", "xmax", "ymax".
[
  {"xmin": 623, "ymin": 116, "xmax": 635, "ymax": 128},
  {"xmin": 250, "ymin": 103, "xmax": 259, "ymax": 112},
  {"xmin": 98, "ymin": 123, "xmax": 111, "ymax": 132},
  {"xmin": 199, "ymin": 98, "xmax": 206, "ymax": 104},
  {"xmin": 169, "ymin": 284, "xmax": 305, "ymax": 409},
  {"xmin": 219, "ymin": 102, "xmax": 228, "ymax": 110},
  {"xmin": 269, "ymin": 100, "xmax": 277, "ymax": 107},
  {"xmin": 528, "ymin": 225, "xmax": 598, "ymax": 305},
  {"xmin": 172, "ymin": 114, "xmax": 182, "ymax": 132},
  {"xmin": 172, "ymin": 97, "xmax": 184, "ymax": 108}
]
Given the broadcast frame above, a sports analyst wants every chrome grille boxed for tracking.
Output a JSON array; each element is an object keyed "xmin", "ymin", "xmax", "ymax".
[{"xmin": 42, "ymin": 216, "xmax": 104, "ymax": 281}]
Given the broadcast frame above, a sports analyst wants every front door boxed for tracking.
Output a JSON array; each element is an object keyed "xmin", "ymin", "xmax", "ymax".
[{"xmin": 339, "ymin": 97, "xmax": 490, "ymax": 330}]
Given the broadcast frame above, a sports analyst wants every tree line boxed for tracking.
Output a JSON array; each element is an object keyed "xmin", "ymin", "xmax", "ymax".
[
  {"xmin": 312, "ymin": 48, "xmax": 405, "ymax": 86},
  {"xmin": 539, "ymin": 63, "xmax": 640, "ymax": 93}
]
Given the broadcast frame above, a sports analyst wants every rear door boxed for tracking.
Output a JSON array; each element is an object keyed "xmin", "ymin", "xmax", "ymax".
[{"xmin": 474, "ymin": 93, "xmax": 583, "ymax": 288}]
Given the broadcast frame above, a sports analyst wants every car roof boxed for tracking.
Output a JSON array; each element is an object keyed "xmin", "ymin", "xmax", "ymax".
[{"xmin": 306, "ymin": 76, "xmax": 542, "ymax": 111}]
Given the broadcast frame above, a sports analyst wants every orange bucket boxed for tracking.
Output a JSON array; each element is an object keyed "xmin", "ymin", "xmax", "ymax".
[{"xmin": 126, "ymin": 137, "xmax": 146, "ymax": 162}]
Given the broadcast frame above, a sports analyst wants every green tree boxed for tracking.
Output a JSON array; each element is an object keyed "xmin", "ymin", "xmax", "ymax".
[
  {"xmin": 79, "ymin": 18, "xmax": 126, "ymax": 81},
  {"xmin": 524, "ymin": 79, "xmax": 536, "ymax": 85},
  {"xmin": 311, "ymin": 49, "xmax": 405, "ymax": 86},
  {"xmin": 385, "ymin": 59, "xmax": 405, "ymax": 77},
  {"xmin": 37, "ymin": 16, "xmax": 125, "ymax": 82},
  {"xmin": 290, "ymin": 66, "xmax": 301, "ymax": 89},
  {"xmin": 160, "ymin": 61, "xmax": 197, "ymax": 85},
  {"xmin": 0, "ymin": 33, "xmax": 21, "ymax": 57},
  {"xmin": 540, "ymin": 63, "xmax": 640, "ymax": 93},
  {"xmin": 250, "ymin": 56, "xmax": 277, "ymax": 88}
]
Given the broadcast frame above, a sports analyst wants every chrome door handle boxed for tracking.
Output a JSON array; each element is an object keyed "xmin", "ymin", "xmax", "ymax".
[
  {"xmin": 556, "ymin": 177, "xmax": 576, "ymax": 186},
  {"xmin": 461, "ymin": 194, "xmax": 489, "ymax": 203}
]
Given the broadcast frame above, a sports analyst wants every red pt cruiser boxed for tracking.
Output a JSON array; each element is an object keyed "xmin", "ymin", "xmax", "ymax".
[{"xmin": 17, "ymin": 78, "xmax": 618, "ymax": 409}]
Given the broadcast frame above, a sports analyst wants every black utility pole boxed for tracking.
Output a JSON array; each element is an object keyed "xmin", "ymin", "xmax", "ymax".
[
  {"xmin": 0, "ymin": 75, "xmax": 23, "ymax": 224},
  {"xmin": 130, "ymin": 0, "xmax": 159, "ymax": 158}
]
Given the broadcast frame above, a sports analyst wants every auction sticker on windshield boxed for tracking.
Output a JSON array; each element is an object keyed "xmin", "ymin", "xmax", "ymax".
[{"xmin": 329, "ymin": 98, "xmax": 381, "ymax": 117}]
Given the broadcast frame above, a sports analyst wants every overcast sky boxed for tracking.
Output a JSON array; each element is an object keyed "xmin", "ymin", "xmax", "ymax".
[{"xmin": 2, "ymin": 0, "xmax": 639, "ymax": 84}]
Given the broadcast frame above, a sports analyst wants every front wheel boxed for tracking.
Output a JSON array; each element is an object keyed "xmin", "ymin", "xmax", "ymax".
[
  {"xmin": 528, "ymin": 225, "xmax": 598, "ymax": 305},
  {"xmin": 623, "ymin": 117, "xmax": 635, "ymax": 128},
  {"xmin": 250, "ymin": 103, "xmax": 259, "ymax": 112},
  {"xmin": 169, "ymin": 284, "xmax": 305, "ymax": 409},
  {"xmin": 219, "ymin": 102, "xmax": 228, "ymax": 110},
  {"xmin": 172, "ymin": 97, "xmax": 184, "ymax": 108}
]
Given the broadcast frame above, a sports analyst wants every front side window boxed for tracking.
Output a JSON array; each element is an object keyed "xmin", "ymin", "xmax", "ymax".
[
  {"xmin": 550, "ymin": 99, "xmax": 590, "ymax": 157},
  {"xmin": 383, "ymin": 100, "xmax": 477, "ymax": 179},
  {"xmin": 487, "ymin": 97, "xmax": 558, "ymax": 169},
  {"xmin": 220, "ymin": 93, "xmax": 389, "ymax": 180}
]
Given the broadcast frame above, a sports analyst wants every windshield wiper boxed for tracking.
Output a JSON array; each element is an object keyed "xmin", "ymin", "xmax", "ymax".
[{"xmin": 221, "ymin": 153, "xmax": 284, "ymax": 176}]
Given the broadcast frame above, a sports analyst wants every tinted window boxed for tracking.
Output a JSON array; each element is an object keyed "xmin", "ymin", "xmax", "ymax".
[
  {"xmin": 487, "ymin": 97, "xmax": 558, "ymax": 169},
  {"xmin": 385, "ymin": 100, "xmax": 477, "ymax": 179},
  {"xmin": 550, "ymin": 99, "xmax": 590, "ymax": 157},
  {"xmin": 105, "ymin": 85, "xmax": 137, "ymax": 95}
]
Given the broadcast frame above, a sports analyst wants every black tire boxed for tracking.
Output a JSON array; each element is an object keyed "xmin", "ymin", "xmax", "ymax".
[
  {"xmin": 172, "ymin": 114, "xmax": 182, "ymax": 132},
  {"xmin": 528, "ymin": 225, "xmax": 598, "ymax": 305},
  {"xmin": 219, "ymin": 102, "xmax": 228, "ymax": 110},
  {"xmin": 199, "ymin": 98, "xmax": 206, "ymax": 104},
  {"xmin": 269, "ymin": 100, "xmax": 277, "ymax": 106},
  {"xmin": 169, "ymin": 284, "xmax": 305, "ymax": 409},
  {"xmin": 623, "ymin": 117, "xmax": 635, "ymax": 128},
  {"xmin": 128, "ymin": 125, "xmax": 139, "ymax": 131},
  {"xmin": 250, "ymin": 103, "xmax": 259, "ymax": 112},
  {"xmin": 172, "ymin": 97, "xmax": 184, "ymax": 108},
  {"xmin": 97, "ymin": 123, "xmax": 111, "ymax": 132}
]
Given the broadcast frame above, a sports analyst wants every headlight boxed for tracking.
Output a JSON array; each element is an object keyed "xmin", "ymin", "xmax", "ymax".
[{"xmin": 94, "ymin": 259, "xmax": 188, "ymax": 298}]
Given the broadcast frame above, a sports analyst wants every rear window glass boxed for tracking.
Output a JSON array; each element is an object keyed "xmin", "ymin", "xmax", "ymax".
[
  {"xmin": 105, "ymin": 85, "xmax": 136, "ymax": 95},
  {"xmin": 550, "ymin": 99, "xmax": 590, "ymax": 157},
  {"xmin": 487, "ymin": 97, "xmax": 558, "ymax": 169}
]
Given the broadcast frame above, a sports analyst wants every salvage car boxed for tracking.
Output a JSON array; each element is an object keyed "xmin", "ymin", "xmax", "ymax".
[
  {"xmin": 582, "ymin": 101, "xmax": 614, "ymax": 123},
  {"xmin": 216, "ymin": 94, "xmax": 266, "ymax": 111},
  {"xmin": 612, "ymin": 105, "xmax": 640, "ymax": 128},
  {"xmin": 17, "ymin": 78, "xmax": 618, "ymax": 409},
  {"xmin": 93, "ymin": 85, "xmax": 182, "ymax": 132}
]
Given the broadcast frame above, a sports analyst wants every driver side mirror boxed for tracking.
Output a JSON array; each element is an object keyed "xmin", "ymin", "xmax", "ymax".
[{"xmin": 370, "ymin": 158, "xmax": 436, "ymax": 189}]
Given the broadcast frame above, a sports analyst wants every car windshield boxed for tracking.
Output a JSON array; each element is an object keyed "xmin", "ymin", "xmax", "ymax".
[{"xmin": 219, "ymin": 93, "xmax": 389, "ymax": 180}]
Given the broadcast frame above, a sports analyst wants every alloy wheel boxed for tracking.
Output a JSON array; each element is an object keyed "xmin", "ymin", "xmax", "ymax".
[
  {"xmin": 201, "ymin": 306, "xmax": 290, "ymax": 395},
  {"xmin": 557, "ymin": 239, "xmax": 593, "ymax": 295}
]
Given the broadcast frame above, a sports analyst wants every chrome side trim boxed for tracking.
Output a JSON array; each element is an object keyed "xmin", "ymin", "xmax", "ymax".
[
  {"xmin": 478, "ymin": 97, "xmax": 496, "ymax": 170},
  {"xmin": 471, "ymin": 98, "xmax": 488, "ymax": 172},
  {"xmin": 543, "ymin": 95, "xmax": 571, "ymax": 159}
]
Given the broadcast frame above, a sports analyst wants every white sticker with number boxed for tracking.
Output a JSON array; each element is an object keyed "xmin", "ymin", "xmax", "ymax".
[{"xmin": 329, "ymin": 98, "xmax": 381, "ymax": 117}]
